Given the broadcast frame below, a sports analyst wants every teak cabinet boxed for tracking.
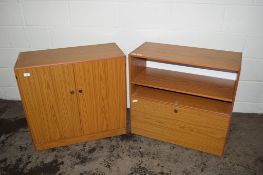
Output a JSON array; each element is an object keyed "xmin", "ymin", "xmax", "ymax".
[
  {"xmin": 129, "ymin": 42, "xmax": 242, "ymax": 156},
  {"xmin": 14, "ymin": 43, "xmax": 127, "ymax": 150}
]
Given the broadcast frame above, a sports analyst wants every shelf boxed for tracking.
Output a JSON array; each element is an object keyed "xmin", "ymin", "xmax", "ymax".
[
  {"xmin": 132, "ymin": 86, "xmax": 232, "ymax": 115},
  {"xmin": 131, "ymin": 67, "xmax": 235, "ymax": 102},
  {"xmin": 130, "ymin": 42, "xmax": 242, "ymax": 72}
]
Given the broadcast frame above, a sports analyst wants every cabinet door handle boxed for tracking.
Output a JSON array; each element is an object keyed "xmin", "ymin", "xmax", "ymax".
[
  {"xmin": 70, "ymin": 90, "xmax": 75, "ymax": 95},
  {"xmin": 173, "ymin": 101, "xmax": 178, "ymax": 113},
  {"xmin": 78, "ymin": 90, "xmax": 83, "ymax": 93}
]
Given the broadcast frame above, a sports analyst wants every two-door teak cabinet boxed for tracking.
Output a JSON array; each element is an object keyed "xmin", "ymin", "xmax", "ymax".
[
  {"xmin": 14, "ymin": 43, "xmax": 127, "ymax": 150},
  {"xmin": 129, "ymin": 42, "xmax": 242, "ymax": 156}
]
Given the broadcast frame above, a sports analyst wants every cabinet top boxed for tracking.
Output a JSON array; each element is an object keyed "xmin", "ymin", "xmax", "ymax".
[
  {"xmin": 130, "ymin": 42, "xmax": 242, "ymax": 72},
  {"xmin": 15, "ymin": 43, "xmax": 125, "ymax": 69}
]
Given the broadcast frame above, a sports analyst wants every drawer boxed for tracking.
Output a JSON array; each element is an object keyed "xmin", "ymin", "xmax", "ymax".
[
  {"xmin": 130, "ymin": 97, "xmax": 231, "ymax": 155},
  {"xmin": 131, "ymin": 97, "xmax": 230, "ymax": 130}
]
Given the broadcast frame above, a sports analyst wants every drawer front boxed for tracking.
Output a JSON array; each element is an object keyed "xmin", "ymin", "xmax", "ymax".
[{"xmin": 131, "ymin": 97, "xmax": 230, "ymax": 155}]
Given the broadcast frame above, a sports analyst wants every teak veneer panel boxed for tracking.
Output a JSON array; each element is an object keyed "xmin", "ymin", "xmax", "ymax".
[
  {"xmin": 132, "ymin": 117, "xmax": 226, "ymax": 156},
  {"xmin": 74, "ymin": 58, "xmax": 127, "ymax": 135},
  {"xmin": 36, "ymin": 128, "xmax": 126, "ymax": 151},
  {"xmin": 15, "ymin": 64, "xmax": 83, "ymax": 144},
  {"xmin": 129, "ymin": 42, "xmax": 242, "ymax": 156},
  {"xmin": 15, "ymin": 43, "xmax": 125, "ymax": 68},
  {"xmin": 14, "ymin": 43, "xmax": 127, "ymax": 150},
  {"xmin": 131, "ymin": 42, "xmax": 242, "ymax": 72},
  {"xmin": 132, "ymin": 86, "xmax": 232, "ymax": 115},
  {"xmin": 131, "ymin": 67, "xmax": 235, "ymax": 102},
  {"xmin": 131, "ymin": 98, "xmax": 230, "ymax": 156},
  {"xmin": 131, "ymin": 98, "xmax": 230, "ymax": 131}
]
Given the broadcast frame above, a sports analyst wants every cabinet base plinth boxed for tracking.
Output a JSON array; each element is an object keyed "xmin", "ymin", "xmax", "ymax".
[
  {"xmin": 132, "ymin": 127, "xmax": 224, "ymax": 156},
  {"xmin": 35, "ymin": 128, "xmax": 127, "ymax": 151}
]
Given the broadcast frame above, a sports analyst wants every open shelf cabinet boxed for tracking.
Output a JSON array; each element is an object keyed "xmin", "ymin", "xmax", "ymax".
[
  {"xmin": 131, "ymin": 66, "xmax": 235, "ymax": 102},
  {"xmin": 129, "ymin": 42, "xmax": 242, "ymax": 156}
]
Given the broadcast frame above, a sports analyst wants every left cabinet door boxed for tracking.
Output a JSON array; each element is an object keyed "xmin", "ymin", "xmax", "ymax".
[{"xmin": 15, "ymin": 64, "xmax": 83, "ymax": 147}]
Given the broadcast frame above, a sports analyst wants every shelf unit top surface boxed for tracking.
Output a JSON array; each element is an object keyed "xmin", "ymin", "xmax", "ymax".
[
  {"xmin": 130, "ymin": 42, "xmax": 242, "ymax": 72},
  {"xmin": 132, "ymin": 86, "xmax": 232, "ymax": 115},
  {"xmin": 131, "ymin": 67, "xmax": 235, "ymax": 102},
  {"xmin": 15, "ymin": 43, "xmax": 125, "ymax": 69}
]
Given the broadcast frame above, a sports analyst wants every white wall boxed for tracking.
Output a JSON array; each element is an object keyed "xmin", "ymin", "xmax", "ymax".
[{"xmin": 0, "ymin": 0, "xmax": 263, "ymax": 113}]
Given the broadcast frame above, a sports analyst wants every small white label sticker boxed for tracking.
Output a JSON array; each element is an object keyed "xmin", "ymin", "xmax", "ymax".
[
  {"xmin": 23, "ymin": 73, "xmax": 31, "ymax": 77},
  {"xmin": 131, "ymin": 53, "xmax": 143, "ymax": 57},
  {"xmin": 132, "ymin": 99, "xmax": 138, "ymax": 103}
]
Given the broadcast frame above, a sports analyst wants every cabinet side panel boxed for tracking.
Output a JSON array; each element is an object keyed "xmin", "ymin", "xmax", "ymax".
[
  {"xmin": 15, "ymin": 68, "xmax": 38, "ymax": 147},
  {"xmin": 15, "ymin": 64, "xmax": 82, "ymax": 144},
  {"xmin": 74, "ymin": 57, "xmax": 126, "ymax": 135},
  {"xmin": 129, "ymin": 56, "xmax": 146, "ymax": 105}
]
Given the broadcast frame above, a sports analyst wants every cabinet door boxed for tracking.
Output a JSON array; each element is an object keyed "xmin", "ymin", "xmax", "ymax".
[
  {"xmin": 15, "ymin": 64, "xmax": 83, "ymax": 144},
  {"xmin": 74, "ymin": 58, "xmax": 126, "ymax": 135}
]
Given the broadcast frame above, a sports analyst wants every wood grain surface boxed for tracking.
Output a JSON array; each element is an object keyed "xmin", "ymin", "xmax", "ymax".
[
  {"xmin": 131, "ymin": 67, "xmax": 235, "ymax": 102},
  {"xmin": 15, "ymin": 64, "xmax": 83, "ymax": 144},
  {"xmin": 35, "ymin": 128, "xmax": 126, "ymax": 150},
  {"xmin": 74, "ymin": 57, "xmax": 127, "ymax": 135},
  {"xmin": 131, "ymin": 98, "xmax": 230, "ymax": 156},
  {"xmin": 129, "ymin": 42, "xmax": 241, "ymax": 156},
  {"xmin": 132, "ymin": 86, "xmax": 232, "ymax": 115},
  {"xmin": 131, "ymin": 42, "xmax": 242, "ymax": 72},
  {"xmin": 14, "ymin": 43, "xmax": 127, "ymax": 150},
  {"xmin": 15, "ymin": 43, "xmax": 125, "ymax": 68}
]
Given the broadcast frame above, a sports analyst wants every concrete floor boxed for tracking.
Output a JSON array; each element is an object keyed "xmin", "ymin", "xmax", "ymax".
[{"xmin": 0, "ymin": 99, "xmax": 263, "ymax": 175}]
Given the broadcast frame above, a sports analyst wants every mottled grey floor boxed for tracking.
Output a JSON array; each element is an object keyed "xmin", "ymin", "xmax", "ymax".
[{"xmin": 0, "ymin": 100, "xmax": 263, "ymax": 175}]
